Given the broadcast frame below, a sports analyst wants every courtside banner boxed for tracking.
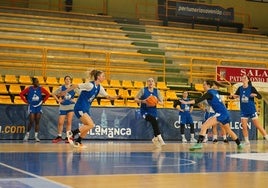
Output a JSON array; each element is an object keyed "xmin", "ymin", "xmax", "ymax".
[
  {"xmin": 0, "ymin": 105, "xmax": 256, "ymax": 140},
  {"xmin": 216, "ymin": 66, "xmax": 268, "ymax": 83},
  {"xmin": 176, "ymin": 1, "xmax": 234, "ymax": 22}
]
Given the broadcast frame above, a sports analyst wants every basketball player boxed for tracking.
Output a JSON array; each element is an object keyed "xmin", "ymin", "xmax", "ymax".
[
  {"xmin": 179, "ymin": 80, "xmax": 244, "ymax": 151},
  {"xmin": 173, "ymin": 91, "xmax": 196, "ymax": 143},
  {"xmin": 230, "ymin": 74, "xmax": 268, "ymax": 145},
  {"xmin": 134, "ymin": 78, "xmax": 166, "ymax": 148},
  {"xmin": 61, "ymin": 70, "xmax": 120, "ymax": 148},
  {"xmin": 51, "ymin": 75, "xmax": 80, "ymax": 143},
  {"xmin": 20, "ymin": 77, "xmax": 50, "ymax": 142}
]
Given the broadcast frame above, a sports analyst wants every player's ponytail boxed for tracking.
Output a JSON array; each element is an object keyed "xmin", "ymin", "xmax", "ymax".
[
  {"xmin": 90, "ymin": 70, "xmax": 103, "ymax": 81},
  {"xmin": 247, "ymin": 75, "xmax": 252, "ymax": 86}
]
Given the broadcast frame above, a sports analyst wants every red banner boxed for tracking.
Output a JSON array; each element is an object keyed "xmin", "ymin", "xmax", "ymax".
[{"xmin": 216, "ymin": 66, "xmax": 268, "ymax": 83}]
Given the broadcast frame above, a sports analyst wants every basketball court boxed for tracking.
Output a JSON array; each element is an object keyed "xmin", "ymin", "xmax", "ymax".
[{"xmin": 1, "ymin": 140, "xmax": 268, "ymax": 188}]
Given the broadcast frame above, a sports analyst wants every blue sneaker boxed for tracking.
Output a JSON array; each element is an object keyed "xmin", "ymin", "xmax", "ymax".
[{"xmin": 189, "ymin": 143, "xmax": 203, "ymax": 151}]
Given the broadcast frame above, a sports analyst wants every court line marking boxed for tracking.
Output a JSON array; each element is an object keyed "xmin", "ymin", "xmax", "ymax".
[
  {"xmin": 227, "ymin": 153, "xmax": 268, "ymax": 161},
  {"xmin": 0, "ymin": 162, "xmax": 71, "ymax": 188}
]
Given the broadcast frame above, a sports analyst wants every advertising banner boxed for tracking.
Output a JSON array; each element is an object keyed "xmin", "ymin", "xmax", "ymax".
[
  {"xmin": 176, "ymin": 1, "xmax": 234, "ymax": 22},
  {"xmin": 216, "ymin": 66, "xmax": 268, "ymax": 83},
  {"xmin": 0, "ymin": 105, "xmax": 256, "ymax": 141}
]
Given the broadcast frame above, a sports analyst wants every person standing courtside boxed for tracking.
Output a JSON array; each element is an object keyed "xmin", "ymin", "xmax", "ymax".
[
  {"xmin": 173, "ymin": 91, "xmax": 196, "ymax": 143},
  {"xmin": 20, "ymin": 77, "xmax": 50, "ymax": 142},
  {"xmin": 230, "ymin": 74, "xmax": 268, "ymax": 145},
  {"xmin": 51, "ymin": 75, "xmax": 80, "ymax": 143},
  {"xmin": 61, "ymin": 70, "xmax": 120, "ymax": 148},
  {"xmin": 134, "ymin": 78, "xmax": 166, "ymax": 148}
]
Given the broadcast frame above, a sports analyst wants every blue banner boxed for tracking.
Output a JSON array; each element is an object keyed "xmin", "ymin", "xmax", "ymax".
[
  {"xmin": 0, "ymin": 105, "xmax": 256, "ymax": 141},
  {"xmin": 176, "ymin": 2, "xmax": 234, "ymax": 22}
]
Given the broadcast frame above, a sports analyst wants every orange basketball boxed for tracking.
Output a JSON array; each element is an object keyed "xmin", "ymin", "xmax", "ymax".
[{"xmin": 146, "ymin": 95, "xmax": 158, "ymax": 107}]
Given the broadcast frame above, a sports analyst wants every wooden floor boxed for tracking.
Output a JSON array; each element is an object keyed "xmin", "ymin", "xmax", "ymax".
[{"xmin": 0, "ymin": 140, "xmax": 268, "ymax": 188}]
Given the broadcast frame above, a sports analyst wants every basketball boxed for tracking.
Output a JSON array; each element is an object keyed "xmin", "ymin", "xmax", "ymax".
[{"xmin": 146, "ymin": 95, "xmax": 158, "ymax": 107}]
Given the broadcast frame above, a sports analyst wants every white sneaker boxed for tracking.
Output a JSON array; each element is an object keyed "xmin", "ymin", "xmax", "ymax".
[
  {"xmin": 182, "ymin": 138, "xmax": 187, "ymax": 143},
  {"xmin": 66, "ymin": 131, "xmax": 74, "ymax": 145},
  {"xmin": 23, "ymin": 134, "xmax": 29, "ymax": 142},
  {"xmin": 190, "ymin": 138, "xmax": 197, "ymax": 143},
  {"xmin": 73, "ymin": 142, "xmax": 87, "ymax": 149},
  {"xmin": 152, "ymin": 137, "xmax": 161, "ymax": 148},
  {"xmin": 202, "ymin": 138, "xmax": 208, "ymax": 143},
  {"xmin": 158, "ymin": 138, "xmax": 166, "ymax": 146},
  {"xmin": 245, "ymin": 140, "xmax": 250, "ymax": 145},
  {"xmin": 35, "ymin": 137, "xmax": 40, "ymax": 142}
]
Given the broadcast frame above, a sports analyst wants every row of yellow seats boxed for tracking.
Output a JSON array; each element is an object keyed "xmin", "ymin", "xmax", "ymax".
[
  {"xmin": 0, "ymin": 95, "xmax": 58, "ymax": 105},
  {"xmin": 0, "ymin": 74, "xmax": 84, "ymax": 85},
  {"xmin": 102, "ymin": 80, "xmax": 168, "ymax": 90},
  {"xmin": 0, "ymin": 84, "xmax": 58, "ymax": 95},
  {"xmin": 1, "ymin": 75, "xmax": 169, "ymax": 91},
  {"xmin": 0, "ymin": 95, "xmax": 176, "ymax": 108}
]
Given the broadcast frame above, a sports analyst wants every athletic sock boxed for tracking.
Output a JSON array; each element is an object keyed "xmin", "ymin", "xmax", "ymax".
[
  {"xmin": 197, "ymin": 135, "xmax": 205, "ymax": 143},
  {"xmin": 76, "ymin": 136, "xmax": 82, "ymax": 144},
  {"xmin": 73, "ymin": 129, "xmax": 80, "ymax": 136},
  {"xmin": 235, "ymin": 138, "xmax": 241, "ymax": 146}
]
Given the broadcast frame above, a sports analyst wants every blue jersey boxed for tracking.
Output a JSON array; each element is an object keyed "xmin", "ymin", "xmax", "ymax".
[
  {"xmin": 178, "ymin": 98, "xmax": 193, "ymax": 124},
  {"xmin": 28, "ymin": 86, "xmax": 42, "ymax": 106},
  {"xmin": 236, "ymin": 85, "xmax": 257, "ymax": 115},
  {"xmin": 74, "ymin": 81, "xmax": 100, "ymax": 115},
  {"xmin": 60, "ymin": 85, "xmax": 76, "ymax": 105},
  {"xmin": 196, "ymin": 89, "xmax": 230, "ymax": 125},
  {"xmin": 140, "ymin": 87, "xmax": 158, "ymax": 118}
]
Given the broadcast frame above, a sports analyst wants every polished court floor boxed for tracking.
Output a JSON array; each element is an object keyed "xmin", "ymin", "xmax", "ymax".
[{"xmin": 0, "ymin": 140, "xmax": 268, "ymax": 188}]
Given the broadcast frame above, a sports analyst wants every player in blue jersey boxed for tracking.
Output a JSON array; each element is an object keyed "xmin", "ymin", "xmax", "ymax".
[
  {"xmin": 51, "ymin": 75, "xmax": 80, "ymax": 143},
  {"xmin": 61, "ymin": 70, "xmax": 120, "ymax": 148},
  {"xmin": 134, "ymin": 78, "xmax": 166, "ymax": 148},
  {"xmin": 231, "ymin": 75, "xmax": 268, "ymax": 145},
  {"xmin": 20, "ymin": 77, "xmax": 50, "ymax": 142},
  {"xmin": 180, "ymin": 80, "xmax": 243, "ymax": 151},
  {"xmin": 173, "ymin": 91, "xmax": 196, "ymax": 143},
  {"xmin": 198, "ymin": 100, "xmax": 228, "ymax": 143}
]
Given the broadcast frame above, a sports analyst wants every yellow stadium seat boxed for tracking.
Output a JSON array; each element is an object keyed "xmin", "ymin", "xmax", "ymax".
[
  {"xmin": 13, "ymin": 96, "xmax": 25, "ymax": 104},
  {"xmin": 91, "ymin": 99, "xmax": 99, "ymax": 106},
  {"xmin": 157, "ymin": 81, "xmax": 168, "ymax": 90},
  {"xmin": 19, "ymin": 75, "xmax": 32, "ymax": 85},
  {"xmin": 44, "ymin": 97, "xmax": 58, "ymax": 105},
  {"xmin": 195, "ymin": 84, "xmax": 204, "ymax": 91},
  {"xmin": 166, "ymin": 90, "xmax": 178, "ymax": 100},
  {"xmin": 121, "ymin": 80, "xmax": 133, "ymax": 89},
  {"xmin": 72, "ymin": 77, "xmax": 84, "ymax": 84},
  {"xmin": 113, "ymin": 99, "xmax": 126, "ymax": 107},
  {"xmin": 106, "ymin": 88, "xmax": 117, "ymax": 96},
  {"xmin": 118, "ymin": 89, "xmax": 130, "ymax": 98},
  {"xmin": 5, "ymin": 74, "xmax": 18, "ymax": 84},
  {"xmin": 34, "ymin": 76, "xmax": 46, "ymax": 85},
  {"xmin": 9, "ymin": 85, "xmax": 22, "ymax": 94},
  {"xmin": 46, "ymin": 76, "xmax": 59, "ymax": 85},
  {"xmin": 133, "ymin": 81, "xmax": 144, "ymax": 88},
  {"xmin": 129, "ymin": 89, "xmax": 140, "ymax": 98},
  {"xmin": 0, "ymin": 95, "xmax": 12, "ymax": 104},
  {"xmin": 59, "ymin": 77, "xmax": 83, "ymax": 84},
  {"xmin": 101, "ymin": 80, "xmax": 109, "ymax": 87},
  {"xmin": 100, "ymin": 99, "xmax": 112, "ymax": 106},
  {"xmin": 110, "ymin": 80, "xmax": 121, "ymax": 88},
  {"xmin": 126, "ymin": 99, "xmax": 139, "ymax": 107},
  {"xmin": 0, "ymin": 84, "xmax": 9, "ymax": 94},
  {"xmin": 0, "ymin": 75, "xmax": 4, "ymax": 83}
]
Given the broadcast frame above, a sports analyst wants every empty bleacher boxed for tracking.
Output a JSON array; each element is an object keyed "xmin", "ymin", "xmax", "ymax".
[{"xmin": 0, "ymin": 5, "xmax": 268, "ymax": 110}]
